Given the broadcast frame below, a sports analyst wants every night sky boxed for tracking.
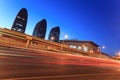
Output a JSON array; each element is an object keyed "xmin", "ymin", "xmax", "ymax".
[{"xmin": 0, "ymin": 0, "xmax": 120, "ymax": 56}]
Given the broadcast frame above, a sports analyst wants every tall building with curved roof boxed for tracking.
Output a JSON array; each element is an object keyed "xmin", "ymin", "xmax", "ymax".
[
  {"xmin": 32, "ymin": 19, "xmax": 47, "ymax": 39},
  {"xmin": 11, "ymin": 8, "xmax": 28, "ymax": 33},
  {"xmin": 48, "ymin": 26, "xmax": 60, "ymax": 42}
]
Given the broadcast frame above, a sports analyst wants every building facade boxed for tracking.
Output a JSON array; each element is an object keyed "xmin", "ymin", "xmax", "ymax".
[
  {"xmin": 11, "ymin": 8, "xmax": 28, "ymax": 33},
  {"xmin": 32, "ymin": 19, "xmax": 47, "ymax": 39},
  {"xmin": 61, "ymin": 40, "xmax": 101, "ymax": 55},
  {"xmin": 48, "ymin": 26, "xmax": 60, "ymax": 42}
]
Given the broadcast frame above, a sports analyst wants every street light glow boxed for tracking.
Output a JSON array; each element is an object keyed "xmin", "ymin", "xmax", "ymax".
[
  {"xmin": 118, "ymin": 52, "xmax": 120, "ymax": 56},
  {"xmin": 116, "ymin": 51, "xmax": 120, "ymax": 56},
  {"xmin": 64, "ymin": 34, "xmax": 68, "ymax": 39},
  {"xmin": 102, "ymin": 46, "xmax": 105, "ymax": 49},
  {"xmin": 51, "ymin": 37, "xmax": 54, "ymax": 40}
]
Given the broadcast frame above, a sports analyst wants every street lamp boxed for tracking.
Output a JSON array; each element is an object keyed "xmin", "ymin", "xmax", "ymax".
[
  {"xmin": 62, "ymin": 32, "xmax": 69, "ymax": 39},
  {"xmin": 118, "ymin": 52, "xmax": 120, "ymax": 56},
  {"xmin": 51, "ymin": 36, "xmax": 54, "ymax": 41},
  {"xmin": 116, "ymin": 51, "xmax": 120, "ymax": 56},
  {"xmin": 102, "ymin": 46, "xmax": 105, "ymax": 49},
  {"xmin": 64, "ymin": 34, "xmax": 68, "ymax": 39},
  {"xmin": 98, "ymin": 46, "xmax": 106, "ymax": 51}
]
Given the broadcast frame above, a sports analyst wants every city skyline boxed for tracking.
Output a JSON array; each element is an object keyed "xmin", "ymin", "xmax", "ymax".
[{"xmin": 0, "ymin": 0, "xmax": 120, "ymax": 56}]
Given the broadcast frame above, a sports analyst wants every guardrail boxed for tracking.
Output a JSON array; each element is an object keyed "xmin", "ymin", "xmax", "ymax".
[{"xmin": 0, "ymin": 28, "xmax": 86, "ymax": 55}]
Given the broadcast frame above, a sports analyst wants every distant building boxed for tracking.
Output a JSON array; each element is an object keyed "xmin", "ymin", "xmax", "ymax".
[
  {"xmin": 48, "ymin": 26, "xmax": 60, "ymax": 42},
  {"xmin": 32, "ymin": 19, "xmax": 47, "ymax": 39},
  {"xmin": 61, "ymin": 40, "xmax": 101, "ymax": 55},
  {"xmin": 11, "ymin": 8, "xmax": 28, "ymax": 33}
]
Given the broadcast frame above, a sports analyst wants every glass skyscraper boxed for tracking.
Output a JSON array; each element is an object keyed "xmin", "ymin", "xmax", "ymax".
[
  {"xmin": 48, "ymin": 26, "xmax": 60, "ymax": 42},
  {"xmin": 32, "ymin": 19, "xmax": 47, "ymax": 39},
  {"xmin": 11, "ymin": 8, "xmax": 28, "ymax": 33}
]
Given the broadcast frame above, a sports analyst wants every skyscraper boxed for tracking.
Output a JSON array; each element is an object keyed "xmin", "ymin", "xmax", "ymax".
[
  {"xmin": 11, "ymin": 8, "xmax": 28, "ymax": 33},
  {"xmin": 32, "ymin": 19, "xmax": 47, "ymax": 39},
  {"xmin": 48, "ymin": 26, "xmax": 60, "ymax": 42}
]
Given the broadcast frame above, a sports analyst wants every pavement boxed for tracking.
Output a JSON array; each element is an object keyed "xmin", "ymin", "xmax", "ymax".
[{"xmin": 0, "ymin": 46, "xmax": 120, "ymax": 80}]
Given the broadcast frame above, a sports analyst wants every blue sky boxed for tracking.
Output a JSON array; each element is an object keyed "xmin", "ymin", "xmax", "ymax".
[{"xmin": 0, "ymin": 0, "xmax": 120, "ymax": 56}]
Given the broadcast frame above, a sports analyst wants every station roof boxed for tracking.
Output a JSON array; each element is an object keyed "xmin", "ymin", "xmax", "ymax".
[{"xmin": 61, "ymin": 40, "xmax": 99, "ymax": 47}]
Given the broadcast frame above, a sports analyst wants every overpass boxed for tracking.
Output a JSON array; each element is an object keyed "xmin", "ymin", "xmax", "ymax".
[
  {"xmin": 0, "ymin": 28, "xmax": 111, "ymax": 59},
  {"xmin": 0, "ymin": 28, "xmax": 88, "ymax": 56}
]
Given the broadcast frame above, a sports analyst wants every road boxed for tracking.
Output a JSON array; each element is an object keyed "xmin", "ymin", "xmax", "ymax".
[{"xmin": 0, "ymin": 46, "xmax": 120, "ymax": 80}]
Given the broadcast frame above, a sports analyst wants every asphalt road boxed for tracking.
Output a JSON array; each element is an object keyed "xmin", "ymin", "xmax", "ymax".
[{"xmin": 0, "ymin": 46, "xmax": 120, "ymax": 80}]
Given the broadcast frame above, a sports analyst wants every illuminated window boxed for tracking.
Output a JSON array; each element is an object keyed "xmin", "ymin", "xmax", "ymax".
[
  {"xmin": 83, "ymin": 46, "xmax": 88, "ymax": 52},
  {"xmin": 90, "ymin": 50, "xmax": 93, "ymax": 53},
  {"xmin": 17, "ymin": 16, "xmax": 20, "ymax": 19},
  {"xmin": 78, "ymin": 46, "xmax": 82, "ymax": 50},
  {"xmin": 70, "ymin": 45, "xmax": 76, "ymax": 49}
]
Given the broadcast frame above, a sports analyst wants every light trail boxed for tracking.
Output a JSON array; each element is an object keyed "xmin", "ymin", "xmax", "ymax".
[
  {"xmin": 3, "ymin": 73, "xmax": 120, "ymax": 80},
  {"xmin": 0, "ymin": 49, "xmax": 120, "ymax": 67}
]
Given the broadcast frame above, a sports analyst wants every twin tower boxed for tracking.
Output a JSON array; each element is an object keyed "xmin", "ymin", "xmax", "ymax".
[{"xmin": 11, "ymin": 8, "xmax": 60, "ymax": 42}]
